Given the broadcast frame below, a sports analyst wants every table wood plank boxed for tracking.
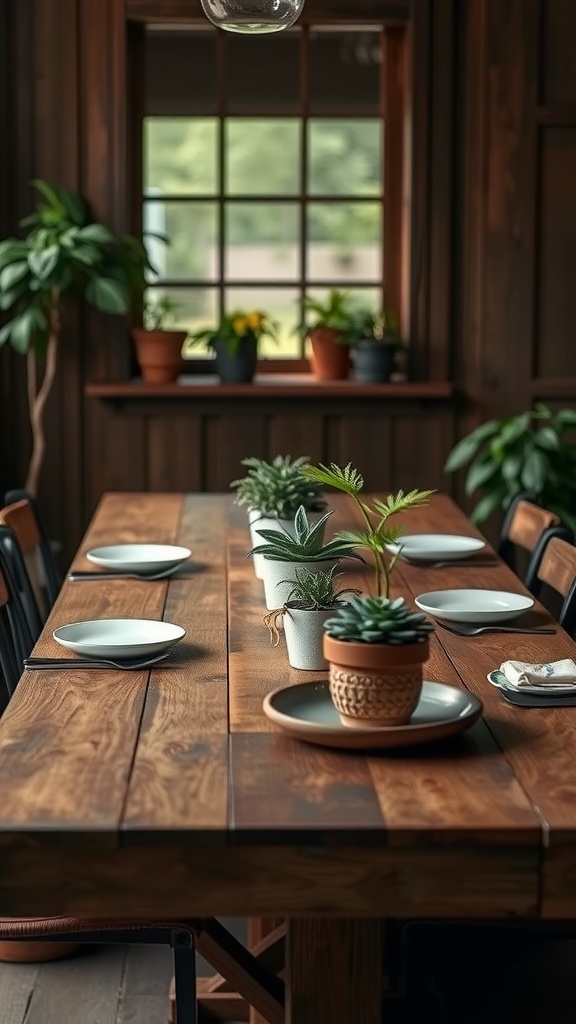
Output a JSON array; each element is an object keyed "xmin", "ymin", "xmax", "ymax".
[
  {"xmin": 123, "ymin": 497, "xmax": 230, "ymax": 838},
  {"xmin": 69, "ymin": 492, "xmax": 184, "ymax": 571}
]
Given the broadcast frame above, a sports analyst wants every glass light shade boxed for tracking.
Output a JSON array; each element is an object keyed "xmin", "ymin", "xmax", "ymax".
[{"xmin": 200, "ymin": 0, "xmax": 305, "ymax": 35}]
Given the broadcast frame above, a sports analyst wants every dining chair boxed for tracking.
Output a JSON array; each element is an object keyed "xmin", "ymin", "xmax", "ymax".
[
  {"xmin": 4, "ymin": 488, "xmax": 62, "ymax": 607},
  {"xmin": 498, "ymin": 494, "xmax": 573, "ymax": 593},
  {"xmin": 0, "ymin": 544, "xmax": 36, "ymax": 696},
  {"xmin": 0, "ymin": 522, "xmax": 44, "ymax": 642},
  {"xmin": 532, "ymin": 536, "xmax": 576, "ymax": 637}
]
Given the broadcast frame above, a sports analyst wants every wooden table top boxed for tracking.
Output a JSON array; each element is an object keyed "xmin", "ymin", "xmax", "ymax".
[{"xmin": 1, "ymin": 491, "xmax": 576, "ymax": 921}]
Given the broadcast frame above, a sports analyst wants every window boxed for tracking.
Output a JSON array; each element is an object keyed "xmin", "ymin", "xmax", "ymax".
[{"xmin": 142, "ymin": 22, "xmax": 406, "ymax": 363}]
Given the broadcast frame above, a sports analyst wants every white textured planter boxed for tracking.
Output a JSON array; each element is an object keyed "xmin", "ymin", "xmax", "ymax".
[
  {"xmin": 283, "ymin": 605, "xmax": 334, "ymax": 670},
  {"xmin": 262, "ymin": 558, "xmax": 338, "ymax": 611}
]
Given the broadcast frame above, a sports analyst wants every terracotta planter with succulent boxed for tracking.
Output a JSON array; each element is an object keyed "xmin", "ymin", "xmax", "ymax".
[
  {"xmin": 323, "ymin": 596, "xmax": 433, "ymax": 728},
  {"xmin": 249, "ymin": 505, "xmax": 363, "ymax": 611},
  {"xmin": 302, "ymin": 289, "xmax": 357, "ymax": 381}
]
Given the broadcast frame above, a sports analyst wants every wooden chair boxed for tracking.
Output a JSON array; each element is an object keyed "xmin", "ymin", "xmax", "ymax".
[
  {"xmin": 0, "ymin": 521, "xmax": 44, "ymax": 642},
  {"xmin": 0, "ymin": 546, "xmax": 36, "ymax": 700},
  {"xmin": 532, "ymin": 536, "xmax": 576, "ymax": 637},
  {"xmin": 4, "ymin": 489, "xmax": 62, "ymax": 608},
  {"xmin": 498, "ymin": 495, "xmax": 573, "ymax": 593}
]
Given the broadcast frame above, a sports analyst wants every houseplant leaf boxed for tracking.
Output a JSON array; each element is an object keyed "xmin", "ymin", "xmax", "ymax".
[{"xmin": 85, "ymin": 277, "xmax": 129, "ymax": 314}]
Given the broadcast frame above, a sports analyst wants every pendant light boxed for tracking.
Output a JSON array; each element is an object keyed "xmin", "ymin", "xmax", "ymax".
[{"xmin": 200, "ymin": 0, "xmax": 305, "ymax": 35}]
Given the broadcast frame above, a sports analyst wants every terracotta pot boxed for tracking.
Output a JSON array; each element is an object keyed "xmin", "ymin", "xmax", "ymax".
[
  {"xmin": 133, "ymin": 329, "xmax": 188, "ymax": 384},
  {"xmin": 308, "ymin": 328, "xmax": 351, "ymax": 381},
  {"xmin": 324, "ymin": 635, "xmax": 430, "ymax": 728}
]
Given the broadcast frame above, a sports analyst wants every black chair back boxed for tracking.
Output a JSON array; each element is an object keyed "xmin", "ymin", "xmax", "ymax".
[
  {"xmin": 0, "ymin": 525, "xmax": 44, "ymax": 643},
  {"xmin": 4, "ymin": 489, "xmax": 62, "ymax": 609}
]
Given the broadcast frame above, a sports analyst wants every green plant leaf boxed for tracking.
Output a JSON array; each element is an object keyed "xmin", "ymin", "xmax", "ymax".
[
  {"xmin": 444, "ymin": 427, "xmax": 492, "ymax": 472},
  {"xmin": 7, "ymin": 308, "xmax": 38, "ymax": 354},
  {"xmin": 500, "ymin": 452, "xmax": 523, "ymax": 483},
  {"xmin": 31, "ymin": 179, "xmax": 67, "ymax": 217},
  {"xmin": 28, "ymin": 245, "xmax": 60, "ymax": 281},
  {"xmin": 464, "ymin": 458, "xmax": 500, "ymax": 495},
  {"xmin": 0, "ymin": 321, "xmax": 13, "ymax": 347},
  {"xmin": 470, "ymin": 489, "xmax": 505, "ymax": 525},
  {"xmin": 85, "ymin": 277, "xmax": 129, "ymax": 314},
  {"xmin": 77, "ymin": 223, "xmax": 115, "ymax": 244},
  {"xmin": 554, "ymin": 409, "xmax": 576, "ymax": 429},
  {"xmin": 520, "ymin": 449, "xmax": 549, "ymax": 492},
  {"xmin": 0, "ymin": 240, "xmax": 27, "ymax": 270},
  {"xmin": 69, "ymin": 244, "xmax": 104, "ymax": 267},
  {"xmin": 534, "ymin": 427, "xmax": 561, "ymax": 451},
  {"xmin": 499, "ymin": 413, "xmax": 531, "ymax": 446},
  {"xmin": 0, "ymin": 261, "xmax": 29, "ymax": 291}
]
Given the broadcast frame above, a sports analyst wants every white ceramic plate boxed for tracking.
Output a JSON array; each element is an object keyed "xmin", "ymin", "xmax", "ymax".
[
  {"xmin": 415, "ymin": 589, "xmax": 534, "ymax": 624},
  {"xmin": 487, "ymin": 669, "xmax": 576, "ymax": 696},
  {"xmin": 387, "ymin": 534, "xmax": 486, "ymax": 562},
  {"xmin": 263, "ymin": 681, "xmax": 483, "ymax": 750},
  {"xmin": 53, "ymin": 619, "xmax": 186, "ymax": 658},
  {"xmin": 86, "ymin": 544, "xmax": 191, "ymax": 574}
]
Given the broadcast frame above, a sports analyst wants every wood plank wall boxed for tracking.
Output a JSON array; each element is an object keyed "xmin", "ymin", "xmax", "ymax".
[{"xmin": 1, "ymin": 0, "xmax": 575, "ymax": 563}]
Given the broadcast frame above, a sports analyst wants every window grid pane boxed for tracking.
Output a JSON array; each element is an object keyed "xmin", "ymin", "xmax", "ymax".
[{"xmin": 143, "ymin": 23, "xmax": 387, "ymax": 361}]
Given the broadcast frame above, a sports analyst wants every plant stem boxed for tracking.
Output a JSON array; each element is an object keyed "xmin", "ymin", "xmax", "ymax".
[
  {"xmin": 352, "ymin": 494, "xmax": 386, "ymax": 597},
  {"xmin": 25, "ymin": 296, "xmax": 60, "ymax": 496}
]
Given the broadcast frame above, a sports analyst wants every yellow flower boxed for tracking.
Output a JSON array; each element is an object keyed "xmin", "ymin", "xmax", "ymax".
[
  {"xmin": 232, "ymin": 317, "xmax": 248, "ymax": 335},
  {"xmin": 246, "ymin": 311, "xmax": 264, "ymax": 331}
]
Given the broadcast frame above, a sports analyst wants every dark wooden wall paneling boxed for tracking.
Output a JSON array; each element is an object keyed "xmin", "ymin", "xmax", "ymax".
[{"xmin": 1, "ymin": 0, "xmax": 576, "ymax": 562}]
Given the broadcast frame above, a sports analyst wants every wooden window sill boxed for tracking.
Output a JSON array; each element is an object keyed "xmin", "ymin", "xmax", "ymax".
[{"xmin": 85, "ymin": 375, "xmax": 455, "ymax": 400}]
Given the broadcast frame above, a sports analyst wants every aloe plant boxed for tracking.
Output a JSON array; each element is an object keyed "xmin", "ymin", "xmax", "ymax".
[
  {"xmin": 324, "ymin": 595, "xmax": 434, "ymax": 644},
  {"xmin": 303, "ymin": 462, "xmax": 434, "ymax": 596},
  {"xmin": 249, "ymin": 505, "xmax": 363, "ymax": 563},
  {"xmin": 280, "ymin": 565, "xmax": 360, "ymax": 610}
]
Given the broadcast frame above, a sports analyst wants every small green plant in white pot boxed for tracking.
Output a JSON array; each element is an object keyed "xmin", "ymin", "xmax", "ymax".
[
  {"xmin": 323, "ymin": 596, "xmax": 434, "ymax": 728},
  {"xmin": 231, "ymin": 455, "xmax": 326, "ymax": 578},
  {"xmin": 249, "ymin": 505, "xmax": 363, "ymax": 610},
  {"xmin": 264, "ymin": 566, "xmax": 360, "ymax": 671}
]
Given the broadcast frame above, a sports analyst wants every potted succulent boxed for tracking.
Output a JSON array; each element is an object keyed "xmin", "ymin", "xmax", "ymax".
[
  {"xmin": 188, "ymin": 308, "xmax": 279, "ymax": 383},
  {"xmin": 264, "ymin": 566, "xmax": 360, "ymax": 671},
  {"xmin": 0, "ymin": 179, "xmax": 150, "ymax": 495},
  {"xmin": 132, "ymin": 293, "xmax": 188, "ymax": 384},
  {"xmin": 303, "ymin": 462, "xmax": 434, "ymax": 596},
  {"xmin": 301, "ymin": 289, "xmax": 358, "ymax": 381},
  {"xmin": 231, "ymin": 455, "xmax": 326, "ymax": 578},
  {"xmin": 348, "ymin": 307, "xmax": 403, "ymax": 383},
  {"xmin": 323, "ymin": 595, "xmax": 434, "ymax": 727},
  {"xmin": 249, "ymin": 505, "xmax": 364, "ymax": 610},
  {"xmin": 444, "ymin": 403, "xmax": 576, "ymax": 531}
]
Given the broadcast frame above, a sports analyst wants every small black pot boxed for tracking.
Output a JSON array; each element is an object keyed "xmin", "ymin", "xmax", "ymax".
[
  {"xmin": 351, "ymin": 340, "xmax": 397, "ymax": 383},
  {"xmin": 212, "ymin": 335, "xmax": 257, "ymax": 384}
]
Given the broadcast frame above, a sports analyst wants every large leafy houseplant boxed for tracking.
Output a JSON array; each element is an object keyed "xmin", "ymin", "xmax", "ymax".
[
  {"xmin": 444, "ymin": 404, "xmax": 576, "ymax": 531},
  {"xmin": 231, "ymin": 454, "xmax": 326, "ymax": 520},
  {"xmin": 303, "ymin": 462, "xmax": 434, "ymax": 597},
  {"xmin": 0, "ymin": 180, "xmax": 150, "ymax": 494}
]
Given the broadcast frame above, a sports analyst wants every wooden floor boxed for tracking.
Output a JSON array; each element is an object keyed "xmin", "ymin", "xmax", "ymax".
[{"xmin": 2, "ymin": 922, "xmax": 576, "ymax": 1023}]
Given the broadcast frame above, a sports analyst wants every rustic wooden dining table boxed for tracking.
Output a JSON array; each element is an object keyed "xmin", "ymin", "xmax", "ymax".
[{"xmin": 2, "ymin": 490, "xmax": 576, "ymax": 1022}]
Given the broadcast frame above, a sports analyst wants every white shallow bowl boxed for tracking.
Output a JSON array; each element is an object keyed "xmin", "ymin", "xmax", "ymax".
[
  {"xmin": 86, "ymin": 544, "xmax": 191, "ymax": 574},
  {"xmin": 53, "ymin": 619, "xmax": 186, "ymax": 658},
  {"xmin": 387, "ymin": 534, "xmax": 486, "ymax": 562},
  {"xmin": 415, "ymin": 589, "xmax": 534, "ymax": 624}
]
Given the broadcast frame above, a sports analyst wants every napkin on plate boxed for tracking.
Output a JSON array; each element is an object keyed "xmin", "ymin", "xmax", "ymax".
[{"xmin": 500, "ymin": 659, "xmax": 576, "ymax": 690}]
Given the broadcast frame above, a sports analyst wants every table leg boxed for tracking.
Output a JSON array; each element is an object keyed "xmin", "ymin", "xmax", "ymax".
[
  {"xmin": 285, "ymin": 918, "xmax": 381, "ymax": 1024},
  {"xmin": 249, "ymin": 918, "xmax": 285, "ymax": 1024}
]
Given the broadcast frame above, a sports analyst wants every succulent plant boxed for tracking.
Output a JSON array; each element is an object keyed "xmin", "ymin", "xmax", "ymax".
[
  {"xmin": 323, "ymin": 595, "xmax": 434, "ymax": 644},
  {"xmin": 303, "ymin": 461, "xmax": 434, "ymax": 597},
  {"xmin": 231, "ymin": 455, "xmax": 326, "ymax": 519},
  {"xmin": 249, "ymin": 505, "xmax": 364, "ymax": 563},
  {"xmin": 280, "ymin": 565, "xmax": 361, "ymax": 610}
]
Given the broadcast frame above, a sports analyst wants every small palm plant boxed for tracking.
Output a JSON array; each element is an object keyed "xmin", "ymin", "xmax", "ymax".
[{"xmin": 303, "ymin": 462, "xmax": 434, "ymax": 597}]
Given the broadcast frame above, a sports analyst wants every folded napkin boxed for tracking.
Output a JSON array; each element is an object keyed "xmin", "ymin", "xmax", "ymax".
[{"xmin": 500, "ymin": 659, "xmax": 576, "ymax": 689}]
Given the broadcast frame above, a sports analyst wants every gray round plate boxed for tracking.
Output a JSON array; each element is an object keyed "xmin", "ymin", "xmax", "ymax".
[{"xmin": 263, "ymin": 680, "xmax": 483, "ymax": 750}]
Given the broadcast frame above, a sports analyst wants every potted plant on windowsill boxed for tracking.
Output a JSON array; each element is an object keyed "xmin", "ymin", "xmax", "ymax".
[
  {"xmin": 249, "ymin": 505, "xmax": 364, "ymax": 610},
  {"xmin": 323, "ymin": 595, "xmax": 434, "ymax": 728},
  {"xmin": 231, "ymin": 454, "xmax": 327, "ymax": 577},
  {"xmin": 301, "ymin": 289, "xmax": 358, "ymax": 381},
  {"xmin": 264, "ymin": 566, "xmax": 361, "ymax": 671},
  {"xmin": 132, "ymin": 294, "xmax": 188, "ymax": 384},
  {"xmin": 188, "ymin": 308, "xmax": 279, "ymax": 384},
  {"xmin": 348, "ymin": 307, "xmax": 404, "ymax": 384}
]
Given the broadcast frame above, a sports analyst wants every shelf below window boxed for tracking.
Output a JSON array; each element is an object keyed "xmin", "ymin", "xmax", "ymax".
[{"xmin": 86, "ymin": 374, "xmax": 455, "ymax": 400}]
